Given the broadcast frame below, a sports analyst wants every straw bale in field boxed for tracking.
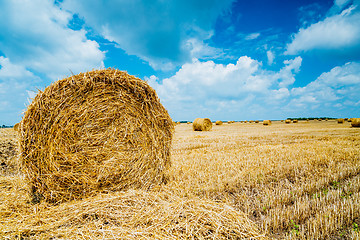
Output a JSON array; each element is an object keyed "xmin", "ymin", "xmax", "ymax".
[
  {"xmin": 215, "ymin": 120, "xmax": 223, "ymax": 125},
  {"xmin": 348, "ymin": 118, "xmax": 353, "ymax": 122},
  {"xmin": 351, "ymin": 118, "xmax": 360, "ymax": 127},
  {"xmin": 337, "ymin": 118, "xmax": 344, "ymax": 124},
  {"xmin": 2, "ymin": 188, "xmax": 266, "ymax": 239},
  {"xmin": 13, "ymin": 123, "xmax": 20, "ymax": 132},
  {"xmin": 187, "ymin": 122, "xmax": 191, "ymax": 124},
  {"xmin": 293, "ymin": 119, "xmax": 298, "ymax": 123},
  {"xmin": 285, "ymin": 119, "xmax": 291, "ymax": 124},
  {"xmin": 193, "ymin": 118, "xmax": 212, "ymax": 131},
  {"xmin": 19, "ymin": 69, "xmax": 174, "ymax": 203},
  {"xmin": 255, "ymin": 120, "xmax": 259, "ymax": 123},
  {"xmin": 263, "ymin": 120, "xmax": 271, "ymax": 125}
]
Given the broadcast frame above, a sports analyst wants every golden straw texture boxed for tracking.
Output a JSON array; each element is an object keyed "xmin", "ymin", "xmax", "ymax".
[
  {"xmin": 337, "ymin": 118, "xmax": 344, "ymax": 124},
  {"xmin": 19, "ymin": 69, "xmax": 174, "ymax": 203},
  {"xmin": 1, "ymin": 184, "xmax": 266, "ymax": 240},
  {"xmin": 285, "ymin": 119, "xmax": 291, "ymax": 124},
  {"xmin": 193, "ymin": 118, "xmax": 212, "ymax": 131}
]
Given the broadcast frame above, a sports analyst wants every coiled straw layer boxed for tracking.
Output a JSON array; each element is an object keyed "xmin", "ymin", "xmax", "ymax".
[{"xmin": 19, "ymin": 69, "xmax": 174, "ymax": 203}]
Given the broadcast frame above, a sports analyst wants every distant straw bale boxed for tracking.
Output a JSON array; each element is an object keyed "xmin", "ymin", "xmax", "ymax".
[
  {"xmin": 293, "ymin": 119, "xmax": 298, "ymax": 123},
  {"xmin": 337, "ymin": 118, "xmax": 344, "ymax": 124},
  {"xmin": 19, "ymin": 69, "xmax": 174, "ymax": 203},
  {"xmin": 193, "ymin": 118, "xmax": 212, "ymax": 131},
  {"xmin": 351, "ymin": 118, "xmax": 360, "ymax": 127},
  {"xmin": 13, "ymin": 123, "xmax": 20, "ymax": 132},
  {"xmin": 348, "ymin": 118, "xmax": 352, "ymax": 122},
  {"xmin": 215, "ymin": 120, "xmax": 223, "ymax": 125},
  {"xmin": 285, "ymin": 120, "xmax": 291, "ymax": 124},
  {"xmin": 255, "ymin": 120, "xmax": 259, "ymax": 123},
  {"xmin": 187, "ymin": 122, "xmax": 192, "ymax": 124},
  {"xmin": 263, "ymin": 120, "xmax": 271, "ymax": 125}
]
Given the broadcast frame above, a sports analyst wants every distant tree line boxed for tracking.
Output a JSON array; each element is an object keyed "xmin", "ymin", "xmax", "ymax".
[
  {"xmin": 0, "ymin": 125, "xmax": 14, "ymax": 128},
  {"xmin": 286, "ymin": 117, "xmax": 336, "ymax": 120}
]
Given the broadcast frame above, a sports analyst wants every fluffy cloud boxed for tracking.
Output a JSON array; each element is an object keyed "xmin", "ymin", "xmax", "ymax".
[
  {"xmin": 291, "ymin": 61, "xmax": 360, "ymax": 103},
  {"xmin": 0, "ymin": 57, "xmax": 41, "ymax": 125},
  {"xmin": 286, "ymin": 2, "xmax": 360, "ymax": 57},
  {"xmin": 148, "ymin": 58, "xmax": 360, "ymax": 120},
  {"xmin": 61, "ymin": 0, "xmax": 233, "ymax": 70},
  {"xmin": 0, "ymin": 0, "xmax": 105, "ymax": 80},
  {"xmin": 147, "ymin": 56, "xmax": 302, "ymax": 120}
]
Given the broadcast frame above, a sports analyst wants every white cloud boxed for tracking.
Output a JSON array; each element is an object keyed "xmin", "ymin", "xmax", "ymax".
[
  {"xmin": 266, "ymin": 50, "xmax": 275, "ymax": 65},
  {"xmin": 147, "ymin": 56, "xmax": 302, "ymax": 120},
  {"xmin": 288, "ymin": 61, "xmax": 360, "ymax": 115},
  {"xmin": 0, "ymin": 57, "xmax": 41, "ymax": 125},
  {"xmin": 61, "ymin": 0, "xmax": 234, "ymax": 70},
  {"xmin": 245, "ymin": 33, "xmax": 261, "ymax": 40},
  {"xmin": 0, "ymin": 0, "xmax": 105, "ymax": 124},
  {"xmin": 286, "ymin": 4, "xmax": 360, "ymax": 56},
  {"xmin": 0, "ymin": 0, "xmax": 105, "ymax": 80}
]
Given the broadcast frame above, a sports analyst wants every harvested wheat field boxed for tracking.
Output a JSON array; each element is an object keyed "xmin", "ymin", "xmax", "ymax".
[{"xmin": 1, "ymin": 119, "xmax": 360, "ymax": 239}]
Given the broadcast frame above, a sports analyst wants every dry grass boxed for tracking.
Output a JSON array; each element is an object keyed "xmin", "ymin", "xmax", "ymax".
[{"xmin": 1, "ymin": 120, "xmax": 360, "ymax": 239}]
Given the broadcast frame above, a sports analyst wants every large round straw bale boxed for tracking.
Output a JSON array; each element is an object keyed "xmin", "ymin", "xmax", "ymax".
[
  {"xmin": 193, "ymin": 118, "xmax": 212, "ymax": 131},
  {"xmin": 293, "ymin": 119, "xmax": 298, "ymax": 123},
  {"xmin": 19, "ymin": 69, "xmax": 174, "ymax": 203},
  {"xmin": 285, "ymin": 119, "xmax": 291, "ymax": 124},
  {"xmin": 337, "ymin": 118, "xmax": 344, "ymax": 124},
  {"xmin": 351, "ymin": 118, "xmax": 360, "ymax": 127},
  {"xmin": 263, "ymin": 120, "xmax": 271, "ymax": 125},
  {"xmin": 215, "ymin": 120, "xmax": 223, "ymax": 125}
]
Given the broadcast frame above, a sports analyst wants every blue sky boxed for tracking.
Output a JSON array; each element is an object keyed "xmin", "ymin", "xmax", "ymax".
[{"xmin": 1, "ymin": 0, "xmax": 360, "ymax": 124}]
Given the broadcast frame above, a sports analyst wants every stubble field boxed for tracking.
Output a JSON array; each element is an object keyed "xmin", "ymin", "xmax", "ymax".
[{"xmin": 1, "ymin": 120, "xmax": 360, "ymax": 239}]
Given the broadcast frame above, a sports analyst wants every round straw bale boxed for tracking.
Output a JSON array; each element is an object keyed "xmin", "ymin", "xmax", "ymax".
[
  {"xmin": 351, "ymin": 118, "xmax": 360, "ymax": 127},
  {"xmin": 13, "ymin": 123, "xmax": 20, "ymax": 132},
  {"xmin": 255, "ymin": 120, "xmax": 259, "ymax": 123},
  {"xmin": 19, "ymin": 69, "xmax": 174, "ymax": 203},
  {"xmin": 187, "ymin": 122, "xmax": 191, "ymax": 124},
  {"xmin": 263, "ymin": 120, "xmax": 271, "ymax": 125},
  {"xmin": 293, "ymin": 119, "xmax": 298, "ymax": 123},
  {"xmin": 215, "ymin": 120, "xmax": 223, "ymax": 125},
  {"xmin": 285, "ymin": 119, "xmax": 291, "ymax": 124},
  {"xmin": 337, "ymin": 118, "xmax": 344, "ymax": 124},
  {"xmin": 193, "ymin": 118, "xmax": 212, "ymax": 131}
]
